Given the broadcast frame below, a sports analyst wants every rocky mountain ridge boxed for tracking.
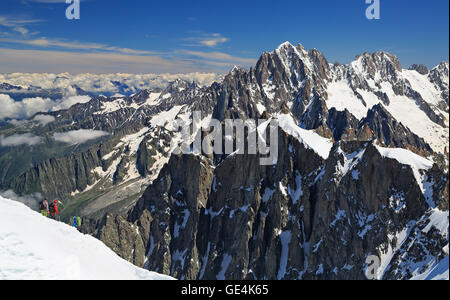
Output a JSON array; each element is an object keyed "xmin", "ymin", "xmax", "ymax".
[{"xmin": 0, "ymin": 41, "xmax": 448, "ymax": 280}]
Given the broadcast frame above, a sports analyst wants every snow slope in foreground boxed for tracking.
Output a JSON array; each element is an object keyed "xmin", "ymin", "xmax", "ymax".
[{"xmin": 0, "ymin": 196, "xmax": 173, "ymax": 280}]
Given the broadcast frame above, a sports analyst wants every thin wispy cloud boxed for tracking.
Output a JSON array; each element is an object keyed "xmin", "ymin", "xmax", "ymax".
[
  {"xmin": 0, "ymin": 133, "xmax": 43, "ymax": 147},
  {"xmin": 183, "ymin": 33, "xmax": 230, "ymax": 48},
  {"xmin": 0, "ymin": 48, "xmax": 194, "ymax": 73},
  {"xmin": 0, "ymin": 14, "xmax": 254, "ymax": 73},
  {"xmin": 32, "ymin": 115, "xmax": 56, "ymax": 125},
  {"xmin": 0, "ymin": 48, "xmax": 255, "ymax": 74},
  {"xmin": 0, "ymin": 15, "xmax": 41, "ymax": 36},
  {"xmin": 179, "ymin": 50, "xmax": 256, "ymax": 66},
  {"xmin": 0, "ymin": 37, "xmax": 158, "ymax": 55},
  {"xmin": 0, "ymin": 16, "xmax": 40, "ymax": 27},
  {"xmin": 0, "ymin": 12, "xmax": 161, "ymax": 56},
  {"xmin": 53, "ymin": 129, "xmax": 110, "ymax": 145}
]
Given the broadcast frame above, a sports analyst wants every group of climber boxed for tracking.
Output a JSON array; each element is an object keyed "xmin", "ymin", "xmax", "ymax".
[
  {"xmin": 39, "ymin": 199, "xmax": 82, "ymax": 230},
  {"xmin": 39, "ymin": 199, "xmax": 61, "ymax": 220}
]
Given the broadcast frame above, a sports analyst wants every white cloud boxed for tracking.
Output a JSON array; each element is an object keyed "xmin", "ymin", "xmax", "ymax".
[
  {"xmin": 0, "ymin": 94, "xmax": 53, "ymax": 120},
  {"xmin": 0, "ymin": 73, "xmax": 220, "ymax": 95},
  {"xmin": 53, "ymin": 95, "xmax": 92, "ymax": 111},
  {"xmin": 198, "ymin": 34, "xmax": 229, "ymax": 47},
  {"xmin": 0, "ymin": 37, "xmax": 157, "ymax": 55},
  {"xmin": 52, "ymin": 129, "xmax": 109, "ymax": 144},
  {"xmin": 0, "ymin": 94, "xmax": 92, "ymax": 121},
  {"xmin": 0, "ymin": 15, "xmax": 40, "ymax": 37},
  {"xmin": 8, "ymin": 119, "xmax": 29, "ymax": 126},
  {"xmin": 180, "ymin": 50, "xmax": 256, "ymax": 67},
  {"xmin": 0, "ymin": 16, "xmax": 40, "ymax": 28},
  {"xmin": 0, "ymin": 133, "xmax": 43, "ymax": 147},
  {"xmin": 184, "ymin": 33, "xmax": 230, "ymax": 48},
  {"xmin": 32, "ymin": 114, "xmax": 56, "ymax": 125},
  {"xmin": 13, "ymin": 27, "xmax": 29, "ymax": 36}
]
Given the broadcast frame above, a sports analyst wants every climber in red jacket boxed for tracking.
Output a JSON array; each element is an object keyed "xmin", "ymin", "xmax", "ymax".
[{"xmin": 49, "ymin": 200, "xmax": 62, "ymax": 220}]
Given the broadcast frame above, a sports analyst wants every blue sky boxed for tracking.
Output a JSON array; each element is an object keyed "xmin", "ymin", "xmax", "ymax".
[{"xmin": 0, "ymin": 0, "xmax": 448, "ymax": 73}]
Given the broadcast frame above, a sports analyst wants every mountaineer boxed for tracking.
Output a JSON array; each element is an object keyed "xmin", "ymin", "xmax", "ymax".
[
  {"xmin": 39, "ymin": 199, "xmax": 49, "ymax": 217},
  {"xmin": 49, "ymin": 200, "xmax": 62, "ymax": 221},
  {"xmin": 72, "ymin": 216, "xmax": 82, "ymax": 230}
]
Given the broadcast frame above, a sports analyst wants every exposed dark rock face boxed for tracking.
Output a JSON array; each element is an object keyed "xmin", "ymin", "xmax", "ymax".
[
  {"xmin": 326, "ymin": 108, "xmax": 359, "ymax": 141},
  {"xmin": 0, "ymin": 82, "xmax": 23, "ymax": 91},
  {"xmin": 325, "ymin": 104, "xmax": 433, "ymax": 156},
  {"xmin": 129, "ymin": 153, "xmax": 214, "ymax": 278},
  {"xmin": 429, "ymin": 62, "xmax": 449, "ymax": 111},
  {"xmin": 6, "ymin": 143, "xmax": 105, "ymax": 198},
  {"xmin": 304, "ymin": 142, "xmax": 429, "ymax": 279},
  {"xmin": 409, "ymin": 64, "xmax": 429, "ymax": 75},
  {"xmin": 86, "ymin": 124, "xmax": 448, "ymax": 280},
  {"xmin": 382, "ymin": 208, "xmax": 448, "ymax": 280},
  {"xmin": 357, "ymin": 104, "xmax": 433, "ymax": 155}
]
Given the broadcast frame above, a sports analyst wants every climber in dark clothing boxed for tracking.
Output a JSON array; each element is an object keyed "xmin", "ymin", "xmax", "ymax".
[{"xmin": 39, "ymin": 199, "xmax": 49, "ymax": 217}]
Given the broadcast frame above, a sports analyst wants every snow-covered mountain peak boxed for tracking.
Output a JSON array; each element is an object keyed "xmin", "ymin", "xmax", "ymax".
[
  {"xmin": 166, "ymin": 78, "xmax": 193, "ymax": 91},
  {"xmin": 230, "ymin": 65, "xmax": 247, "ymax": 75},
  {"xmin": 274, "ymin": 41, "xmax": 312, "ymax": 66},
  {"xmin": 276, "ymin": 41, "xmax": 295, "ymax": 50},
  {"xmin": 433, "ymin": 61, "xmax": 449, "ymax": 73},
  {"xmin": 430, "ymin": 61, "xmax": 449, "ymax": 90},
  {"xmin": 350, "ymin": 51, "xmax": 402, "ymax": 80}
]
